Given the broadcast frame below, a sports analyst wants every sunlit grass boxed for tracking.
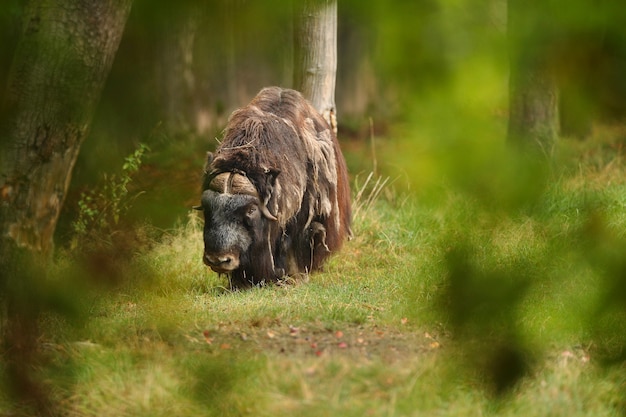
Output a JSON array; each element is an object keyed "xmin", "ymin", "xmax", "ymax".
[{"xmin": 4, "ymin": 127, "xmax": 626, "ymax": 416}]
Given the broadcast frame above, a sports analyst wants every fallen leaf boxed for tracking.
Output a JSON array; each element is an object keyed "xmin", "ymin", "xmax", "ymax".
[
  {"xmin": 401, "ymin": 317, "xmax": 408, "ymax": 325},
  {"xmin": 425, "ymin": 332, "xmax": 440, "ymax": 348},
  {"xmin": 335, "ymin": 330, "xmax": 344, "ymax": 339},
  {"xmin": 220, "ymin": 343, "xmax": 231, "ymax": 350},
  {"xmin": 338, "ymin": 342, "xmax": 348, "ymax": 349},
  {"xmin": 267, "ymin": 330, "xmax": 276, "ymax": 339}
]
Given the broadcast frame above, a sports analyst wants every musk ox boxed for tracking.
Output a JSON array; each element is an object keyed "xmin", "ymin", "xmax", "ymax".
[{"xmin": 197, "ymin": 86, "xmax": 351, "ymax": 287}]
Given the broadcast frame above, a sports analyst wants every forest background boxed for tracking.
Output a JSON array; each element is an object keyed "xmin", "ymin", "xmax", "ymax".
[{"xmin": 2, "ymin": 0, "xmax": 626, "ymax": 416}]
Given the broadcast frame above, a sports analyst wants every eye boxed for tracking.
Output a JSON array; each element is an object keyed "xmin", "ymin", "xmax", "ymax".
[{"xmin": 243, "ymin": 205, "xmax": 259, "ymax": 227}]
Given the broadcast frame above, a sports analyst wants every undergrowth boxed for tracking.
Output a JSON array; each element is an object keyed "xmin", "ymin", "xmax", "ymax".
[
  {"xmin": 70, "ymin": 143, "xmax": 151, "ymax": 249},
  {"xmin": 4, "ymin": 127, "xmax": 626, "ymax": 416}
]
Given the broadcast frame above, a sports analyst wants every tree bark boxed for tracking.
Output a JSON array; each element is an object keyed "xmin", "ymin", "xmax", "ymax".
[
  {"xmin": 0, "ymin": 1, "xmax": 131, "ymax": 412},
  {"xmin": 0, "ymin": 0, "xmax": 132, "ymax": 258},
  {"xmin": 157, "ymin": 5, "xmax": 199, "ymax": 136},
  {"xmin": 507, "ymin": 0, "xmax": 559, "ymax": 156},
  {"xmin": 336, "ymin": 6, "xmax": 377, "ymax": 124},
  {"xmin": 293, "ymin": 0, "xmax": 338, "ymax": 133}
]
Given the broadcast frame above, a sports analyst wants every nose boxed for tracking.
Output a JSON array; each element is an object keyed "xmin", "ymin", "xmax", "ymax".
[{"xmin": 203, "ymin": 252, "xmax": 239, "ymax": 273}]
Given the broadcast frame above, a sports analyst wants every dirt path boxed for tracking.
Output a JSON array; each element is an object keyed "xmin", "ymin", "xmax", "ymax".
[{"xmin": 186, "ymin": 323, "xmax": 444, "ymax": 363}]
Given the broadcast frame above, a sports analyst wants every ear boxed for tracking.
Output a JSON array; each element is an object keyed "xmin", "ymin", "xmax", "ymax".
[
  {"xmin": 260, "ymin": 167, "xmax": 280, "ymax": 204},
  {"xmin": 263, "ymin": 167, "xmax": 281, "ymax": 185},
  {"xmin": 258, "ymin": 168, "xmax": 280, "ymax": 221}
]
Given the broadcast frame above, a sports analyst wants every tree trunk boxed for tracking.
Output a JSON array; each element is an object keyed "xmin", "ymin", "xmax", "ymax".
[
  {"xmin": 0, "ymin": 0, "xmax": 132, "ymax": 258},
  {"xmin": 293, "ymin": 0, "xmax": 338, "ymax": 133},
  {"xmin": 157, "ymin": 5, "xmax": 199, "ymax": 137},
  {"xmin": 0, "ymin": 1, "xmax": 131, "ymax": 411},
  {"xmin": 507, "ymin": 0, "xmax": 559, "ymax": 156},
  {"xmin": 336, "ymin": 6, "xmax": 377, "ymax": 125}
]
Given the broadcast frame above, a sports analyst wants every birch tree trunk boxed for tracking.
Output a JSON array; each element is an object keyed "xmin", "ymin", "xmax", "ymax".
[{"xmin": 293, "ymin": 0, "xmax": 338, "ymax": 133}]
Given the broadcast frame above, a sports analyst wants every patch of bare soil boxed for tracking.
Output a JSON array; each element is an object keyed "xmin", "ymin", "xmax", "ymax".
[{"xmin": 187, "ymin": 323, "xmax": 444, "ymax": 362}]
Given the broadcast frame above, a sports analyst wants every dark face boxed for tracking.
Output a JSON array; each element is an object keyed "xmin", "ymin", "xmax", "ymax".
[{"xmin": 200, "ymin": 189, "xmax": 265, "ymax": 274}]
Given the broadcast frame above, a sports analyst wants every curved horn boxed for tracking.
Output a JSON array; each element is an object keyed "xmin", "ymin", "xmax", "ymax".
[
  {"xmin": 209, "ymin": 172, "xmax": 258, "ymax": 196},
  {"xmin": 259, "ymin": 204, "xmax": 278, "ymax": 221},
  {"xmin": 209, "ymin": 171, "xmax": 278, "ymax": 221},
  {"xmin": 229, "ymin": 174, "xmax": 258, "ymax": 195},
  {"xmin": 208, "ymin": 173, "xmax": 229, "ymax": 193}
]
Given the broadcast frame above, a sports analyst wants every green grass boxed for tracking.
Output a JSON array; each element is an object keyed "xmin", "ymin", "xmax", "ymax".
[{"xmin": 4, "ymin": 127, "xmax": 626, "ymax": 416}]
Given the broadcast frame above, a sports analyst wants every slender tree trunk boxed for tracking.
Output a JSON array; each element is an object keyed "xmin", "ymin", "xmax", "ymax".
[
  {"xmin": 157, "ymin": 5, "xmax": 198, "ymax": 136},
  {"xmin": 507, "ymin": 0, "xmax": 559, "ymax": 156},
  {"xmin": 293, "ymin": 0, "xmax": 338, "ymax": 133},
  {"xmin": 336, "ymin": 5, "xmax": 377, "ymax": 124},
  {"xmin": 0, "ymin": 0, "xmax": 131, "ymax": 412}
]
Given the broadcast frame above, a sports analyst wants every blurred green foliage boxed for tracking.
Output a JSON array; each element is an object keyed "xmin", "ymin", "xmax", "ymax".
[
  {"xmin": 2, "ymin": 0, "xmax": 626, "ymax": 413},
  {"xmin": 71, "ymin": 143, "xmax": 150, "ymax": 249},
  {"xmin": 367, "ymin": 0, "xmax": 626, "ymax": 395}
]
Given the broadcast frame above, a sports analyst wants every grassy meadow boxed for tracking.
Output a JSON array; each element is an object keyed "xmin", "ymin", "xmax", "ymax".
[{"xmin": 3, "ymin": 125, "xmax": 626, "ymax": 416}]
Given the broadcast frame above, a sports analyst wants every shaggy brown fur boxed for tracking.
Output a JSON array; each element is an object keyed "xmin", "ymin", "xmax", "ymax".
[{"xmin": 200, "ymin": 87, "xmax": 351, "ymax": 287}]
